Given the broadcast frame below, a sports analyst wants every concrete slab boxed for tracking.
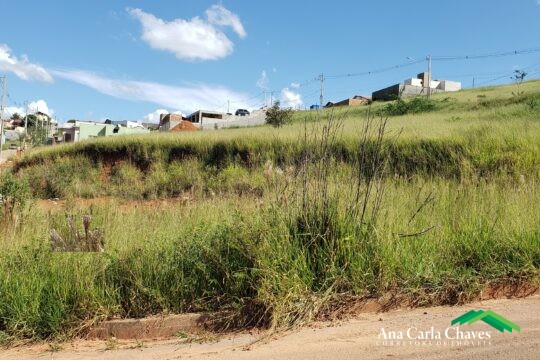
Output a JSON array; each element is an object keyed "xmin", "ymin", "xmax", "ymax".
[{"xmin": 88, "ymin": 313, "xmax": 206, "ymax": 340}]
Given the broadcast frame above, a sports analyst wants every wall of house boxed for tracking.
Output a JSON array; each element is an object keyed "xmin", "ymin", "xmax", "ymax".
[
  {"xmin": 437, "ymin": 80, "xmax": 461, "ymax": 91},
  {"xmin": 76, "ymin": 123, "xmax": 148, "ymax": 141},
  {"xmin": 404, "ymin": 78, "xmax": 423, "ymax": 86},
  {"xmin": 199, "ymin": 110, "xmax": 266, "ymax": 130},
  {"xmin": 159, "ymin": 114, "xmax": 184, "ymax": 131},
  {"xmin": 372, "ymin": 84, "xmax": 402, "ymax": 101},
  {"xmin": 373, "ymin": 84, "xmax": 447, "ymax": 101},
  {"xmin": 114, "ymin": 127, "xmax": 149, "ymax": 136},
  {"xmin": 78, "ymin": 124, "xmax": 107, "ymax": 140}
]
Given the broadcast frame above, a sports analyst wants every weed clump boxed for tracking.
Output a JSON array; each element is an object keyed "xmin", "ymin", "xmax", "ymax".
[{"xmin": 377, "ymin": 96, "xmax": 441, "ymax": 116}]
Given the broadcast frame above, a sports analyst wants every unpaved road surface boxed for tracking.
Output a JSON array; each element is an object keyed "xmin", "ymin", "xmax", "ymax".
[
  {"xmin": 0, "ymin": 150, "xmax": 15, "ymax": 165},
  {"xmin": 2, "ymin": 296, "xmax": 539, "ymax": 360}
]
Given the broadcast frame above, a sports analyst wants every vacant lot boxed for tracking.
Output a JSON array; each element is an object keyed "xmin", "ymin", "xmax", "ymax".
[{"xmin": 0, "ymin": 80, "xmax": 539, "ymax": 342}]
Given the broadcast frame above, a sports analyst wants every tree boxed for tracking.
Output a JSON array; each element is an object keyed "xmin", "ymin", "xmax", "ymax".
[
  {"xmin": 23, "ymin": 114, "xmax": 37, "ymax": 128},
  {"xmin": 23, "ymin": 114, "xmax": 48, "ymax": 146},
  {"xmin": 10, "ymin": 113, "xmax": 21, "ymax": 121},
  {"xmin": 265, "ymin": 101, "xmax": 293, "ymax": 128},
  {"xmin": 511, "ymin": 70, "xmax": 527, "ymax": 96}
]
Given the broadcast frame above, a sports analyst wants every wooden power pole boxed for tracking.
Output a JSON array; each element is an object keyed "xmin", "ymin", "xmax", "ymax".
[{"xmin": 0, "ymin": 75, "xmax": 6, "ymax": 157}]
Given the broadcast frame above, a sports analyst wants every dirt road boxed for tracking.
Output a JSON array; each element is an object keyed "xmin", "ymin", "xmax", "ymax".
[
  {"xmin": 0, "ymin": 149, "xmax": 15, "ymax": 166},
  {"xmin": 2, "ymin": 296, "xmax": 539, "ymax": 360}
]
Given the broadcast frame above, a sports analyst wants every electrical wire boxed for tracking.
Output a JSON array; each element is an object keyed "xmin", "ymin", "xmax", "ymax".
[
  {"xmin": 475, "ymin": 60, "xmax": 540, "ymax": 86},
  {"xmin": 432, "ymin": 47, "xmax": 540, "ymax": 61}
]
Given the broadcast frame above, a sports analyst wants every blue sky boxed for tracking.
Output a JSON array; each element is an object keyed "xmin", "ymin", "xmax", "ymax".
[{"xmin": 1, "ymin": 0, "xmax": 539, "ymax": 123}]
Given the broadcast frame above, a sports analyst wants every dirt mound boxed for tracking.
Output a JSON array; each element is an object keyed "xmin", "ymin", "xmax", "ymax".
[{"xmin": 170, "ymin": 120, "xmax": 198, "ymax": 132}]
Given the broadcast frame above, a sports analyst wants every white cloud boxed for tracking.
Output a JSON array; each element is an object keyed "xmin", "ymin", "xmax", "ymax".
[
  {"xmin": 280, "ymin": 88, "xmax": 303, "ymax": 108},
  {"xmin": 256, "ymin": 70, "xmax": 268, "ymax": 90},
  {"xmin": 53, "ymin": 69, "xmax": 250, "ymax": 114},
  {"xmin": 0, "ymin": 44, "xmax": 53, "ymax": 82},
  {"xmin": 143, "ymin": 109, "xmax": 185, "ymax": 123},
  {"xmin": 143, "ymin": 109, "xmax": 169, "ymax": 123},
  {"xmin": 290, "ymin": 82, "xmax": 300, "ymax": 89},
  {"xmin": 127, "ymin": 5, "xmax": 246, "ymax": 61},
  {"xmin": 28, "ymin": 100, "xmax": 53, "ymax": 116},
  {"xmin": 2, "ymin": 99, "xmax": 53, "ymax": 119},
  {"xmin": 2, "ymin": 106, "xmax": 23, "ymax": 120},
  {"xmin": 205, "ymin": 4, "xmax": 246, "ymax": 38}
]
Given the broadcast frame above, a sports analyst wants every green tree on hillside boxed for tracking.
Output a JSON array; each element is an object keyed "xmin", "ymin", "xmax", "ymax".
[{"xmin": 265, "ymin": 101, "xmax": 293, "ymax": 128}]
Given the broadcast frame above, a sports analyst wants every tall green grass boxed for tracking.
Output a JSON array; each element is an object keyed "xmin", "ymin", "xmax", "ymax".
[{"xmin": 0, "ymin": 177, "xmax": 538, "ymax": 340}]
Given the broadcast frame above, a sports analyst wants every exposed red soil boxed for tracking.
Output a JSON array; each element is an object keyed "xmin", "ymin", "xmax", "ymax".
[{"xmin": 170, "ymin": 120, "xmax": 198, "ymax": 132}]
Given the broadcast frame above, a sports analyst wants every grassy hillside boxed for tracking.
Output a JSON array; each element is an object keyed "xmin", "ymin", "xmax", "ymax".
[
  {"xmin": 11, "ymin": 80, "xmax": 540, "ymax": 200},
  {"xmin": 0, "ymin": 80, "xmax": 539, "ymax": 342}
]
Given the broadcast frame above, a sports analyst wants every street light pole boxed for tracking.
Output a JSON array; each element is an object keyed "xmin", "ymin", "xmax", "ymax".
[
  {"xmin": 427, "ymin": 55, "xmax": 432, "ymax": 99},
  {"xmin": 0, "ymin": 75, "xmax": 6, "ymax": 157}
]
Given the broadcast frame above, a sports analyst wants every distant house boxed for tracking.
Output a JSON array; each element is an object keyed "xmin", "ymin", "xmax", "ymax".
[
  {"xmin": 372, "ymin": 72, "xmax": 461, "ymax": 101},
  {"xmin": 142, "ymin": 122, "xmax": 160, "ymax": 131},
  {"xmin": 104, "ymin": 119, "xmax": 147, "ymax": 130},
  {"xmin": 4, "ymin": 129, "xmax": 22, "ymax": 141},
  {"xmin": 186, "ymin": 110, "xmax": 224, "ymax": 125},
  {"xmin": 325, "ymin": 95, "xmax": 371, "ymax": 108},
  {"xmin": 159, "ymin": 110, "xmax": 266, "ymax": 131},
  {"xmin": 32, "ymin": 111, "xmax": 58, "ymax": 138},
  {"xmin": 159, "ymin": 113, "xmax": 198, "ymax": 132},
  {"xmin": 58, "ymin": 121, "xmax": 149, "ymax": 143}
]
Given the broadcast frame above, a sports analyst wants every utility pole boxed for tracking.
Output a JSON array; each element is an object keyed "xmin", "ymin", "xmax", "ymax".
[
  {"xmin": 270, "ymin": 91, "xmax": 274, "ymax": 107},
  {"xmin": 426, "ymin": 55, "xmax": 432, "ymax": 99},
  {"xmin": 319, "ymin": 73, "xmax": 325, "ymax": 108},
  {"xmin": 227, "ymin": 100, "xmax": 230, "ymax": 114},
  {"xmin": 0, "ymin": 75, "xmax": 6, "ymax": 157},
  {"xmin": 472, "ymin": 77, "xmax": 475, "ymax": 89},
  {"xmin": 23, "ymin": 101, "xmax": 28, "ymax": 147}
]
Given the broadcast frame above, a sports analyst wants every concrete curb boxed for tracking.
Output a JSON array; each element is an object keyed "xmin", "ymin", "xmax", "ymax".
[{"xmin": 88, "ymin": 313, "xmax": 206, "ymax": 340}]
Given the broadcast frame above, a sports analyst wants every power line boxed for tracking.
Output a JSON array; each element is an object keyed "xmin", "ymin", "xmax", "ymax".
[
  {"xmin": 432, "ymin": 46, "xmax": 540, "ymax": 61},
  {"xmin": 475, "ymin": 60, "xmax": 540, "ymax": 87},
  {"xmin": 310, "ymin": 46, "xmax": 540, "ymax": 84},
  {"xmin": 435, "ymin": 70, "xmax": 512, "ymax": 79},
  {"xmin": 325, "ymin": 59, "xmax": 425, "ymax": 80}
]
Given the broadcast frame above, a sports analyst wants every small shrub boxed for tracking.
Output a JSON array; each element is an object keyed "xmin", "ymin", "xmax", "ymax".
[
  {"xmin": 50, "ymin": 214, "xmax": 105, "ymax": 252},
  {"xmin": 144, "ymin": 163, "xmax": 170, "ymax": 199},
  {"xmin": 167, "ymin": 159, "xmax": 204, "ymax": 196},
  {"xmin": 18, "ymin": 156, "xmax": 98, "ymax": 199},
  {"xmin": 0, "ymin": 172, "xmax": 30, "ymax": 220},
  {"xmin": 109, "ymin": 162, "xmax": 145, "ymax": 199},
  {"xmin": 377, "ymin": 96, "xmax": 438, "ymax": 116},
  {"xmin": 215, "ymin": 165, "xmax": 264, "ymax": 196},
  {"xmin": 265, "ymin": 101, "xmax": 293, "ymax": 128},
  {"xmin": 0, "ymin": 172, "xmax": 30, "ymax": 207}
]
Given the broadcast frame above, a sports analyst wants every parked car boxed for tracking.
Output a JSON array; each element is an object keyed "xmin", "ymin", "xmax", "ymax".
[
  {"xmin": 9, "ymin": 143, "xmax": 17, "ymax": 150},
  {"xmin": 235, "ymin": 109, "xmax": 250, "ymax": 116}
]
